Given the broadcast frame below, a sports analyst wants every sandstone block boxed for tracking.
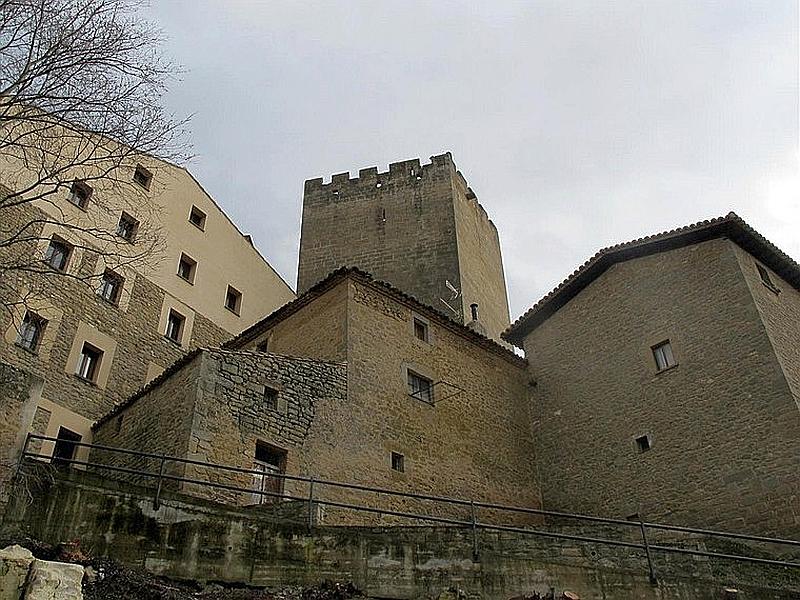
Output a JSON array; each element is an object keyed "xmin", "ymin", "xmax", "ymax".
[
  {"xmin": 0, "ymin": 545, "xmax": 34, "ymax": 600},
  {"xmin": 24, "ymin": 559, "xmax": 83, "ymax": 600}
]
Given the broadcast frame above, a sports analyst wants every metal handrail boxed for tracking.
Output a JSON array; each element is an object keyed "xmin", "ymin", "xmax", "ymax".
[{"xmin": 16, "ymin": 433, "xmax": 800, "ymax": 582}]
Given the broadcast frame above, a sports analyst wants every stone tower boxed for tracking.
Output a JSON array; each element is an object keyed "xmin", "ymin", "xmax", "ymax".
[{"xmin": 297, "ymin": 152, "xmax": 511, "ymax": 342}]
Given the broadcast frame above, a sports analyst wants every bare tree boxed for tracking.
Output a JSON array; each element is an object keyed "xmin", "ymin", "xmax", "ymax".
[{"xmin": 0, "ymin": 0, "xmax": 190, "ymax": 318}]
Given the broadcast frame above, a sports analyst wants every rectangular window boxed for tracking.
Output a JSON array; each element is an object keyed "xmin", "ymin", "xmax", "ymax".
[
  {"xmin": 177, "ymin": 253, "xmax": 197, "ymax": 284},
  {"xmin": 76, "ymin": 342, "xmax": 102, "ymax": 382},
  {"xmin": 652, "ymin": 340, "xmax": 676, "ymax": 372},
  {"xmin": 165, "ymin": 309, "xmax": 185, "ymax": 343},
  {"xmin": 43, "ymin": 237, "xmax": 71, "ymax": 272},
  {"xmin": 391, "ymin": 451, "xmax": 405, "ymax": 473},
  {"xmin": 263, "ymin": 386, "xmax": 278, "ymax": 410},
  {"xmin": 116, "ymin": 212, "xmax": 139, "ymax": 242},
  {"xmin": 413, "ymin": 318, "xmax": 429, "ymax": 342},
  {"xmin": 52, "ymin": 426, "xmax": 82, "ymax": 468},
  {"xmin": 133, "ymin": 165, "xmax": 152, "ymax": 189},
  {"xmin": 68, "ymin": 181, "xmax": 92, "ymax": 209},
  {"xmin": 408, "ymin": 371, "xmax": 433, "ymax": 403},
  {"xmin": 225, "ymin": 285, "xmax": 242, "ymax": 315},
  {"xmin": 189, "ymin": 206, "xmax": 207, "ymax": 230},
  {"xmin": 252, "ymin": 442, "xmax": 286, "ymax": 504},
  {"xmin": 635, "ymin": 434, "xmax": 651, "ymax": 453},
  {"xmin": 97, "ymin": 269, "xmax": 124, "ymax": 305},
  {"xmin": 16, "ymin": 311, "xmax": 47, "ymax": 353},
  {"xmin": 256, "ymin": 338, "xmax": 269, "ymax": 353}
]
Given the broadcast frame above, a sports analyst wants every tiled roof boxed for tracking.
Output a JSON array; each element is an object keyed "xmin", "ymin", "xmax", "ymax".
[
  {"xmin": 224, "ymin": 266, "xmax": 526, "ymax": 367},
  {"xmin": 503, "ymin": 212, "xmax": 800, "ymax": 347}
]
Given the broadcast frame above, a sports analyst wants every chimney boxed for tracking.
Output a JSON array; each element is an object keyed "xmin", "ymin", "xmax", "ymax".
[
  {"xmin": 470, "ymin": 303, "xmax": 479, "ymax": 321},
  {"xmin": 466, "ymin": 303, "xmax": 487, "ymax": 336}
]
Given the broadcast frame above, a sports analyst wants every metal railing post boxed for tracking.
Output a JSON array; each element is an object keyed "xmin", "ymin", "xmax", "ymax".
[
  {"xmin": 638, "ymin": 513, "xmax": 657, "ymax": 585},
  {"xmin": 15, "ymin": 433, "xmax": 31, "ymax": 479},
  {"xmin": 153, "ymin": 455, "xmax": 167, "ymax": 511},
  {"xmin": 470, "ymin": 500, "xmax": 479, "ymax": 560},
  {"xmin": 307, "ymin": 476, "xmax": 315, "ymax": 532}
]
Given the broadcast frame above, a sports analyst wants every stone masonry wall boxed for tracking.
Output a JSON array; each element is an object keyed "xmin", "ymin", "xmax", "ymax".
[
  {"xmin": 181, "ymin": 349, "xmax": 347, "ymax": 506},
  {"xmin": 450, "ymin": 171, "xmax": 511, "ymax": 342},
  {"xmin": 91, "ymin": 352, "xmax": 204, "ymax": 486},
  {"xmin": 0, "ymin": 362, "xmax": 41, "ymax": 512},
  {"xmin": 0, "ymin": 202, "xmax": 229, "ymax": 422},
  {"xmin": 8, "ymin": 469, "xmax": 800, "ymax": 600},
  {"xmin": 732, "ymin": 244, "xmax": 800, "ymax": 409},
  {"xmin": 522, "ymin": 238, "xmax": 800, "ymax": 537},
  {"xmin": 297, "ymin": 154, "xmax": 463, "ymax": 318}
]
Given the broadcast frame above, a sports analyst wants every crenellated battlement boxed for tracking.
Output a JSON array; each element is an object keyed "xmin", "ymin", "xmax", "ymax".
[{"xmin": 303, "ymin": 152, "xmax": 454, "ymax": 194}]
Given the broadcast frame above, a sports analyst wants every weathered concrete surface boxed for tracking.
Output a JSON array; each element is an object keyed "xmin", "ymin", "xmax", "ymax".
[
  {"xmin": 0, "ymin": 545, "xmax": 34, "ymax": 600},
  {"xmin": 4, "ymin": 469, "xmax": 800, "ymax": 600},
  {"xmin": 24, "ymin": 559, "xmax": 83, "ymax": 600}
]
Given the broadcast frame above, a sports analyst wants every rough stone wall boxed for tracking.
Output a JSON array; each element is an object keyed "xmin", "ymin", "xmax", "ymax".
[
  {"xmin": 238, "ymin": 279, "xmax": 349, "ymax": 363},
  {"xmin": 522, "ymin": 238, "xmax": 800, "ymax": 536},
  {"xmin": 8, "ymin": 468, "xmax": 800, "ymax": 600},
  {"xmin": 450, "ymin": 172, "xmax": 511, "ymax": 342},
  {"xmin": 0, "ymin": 203, "xmax": 229, "ymax": 421},
  {"xmin": 181, "ymin": 349, "xmax": 347, "ymax": 505},
  {"xmin": 0, "ymin": 362, "xmax": 41, "ymax": 512},
  {"xmin": 297, "ymin": 278, "xmax": 536, "ymax": 522},
  {"xmin": 731, "ymin": 244, "xmax": 800, "ymax": 409},
  {"xmin": 91, "ymin": 352, "xmax": 203, "ymax": 485}
]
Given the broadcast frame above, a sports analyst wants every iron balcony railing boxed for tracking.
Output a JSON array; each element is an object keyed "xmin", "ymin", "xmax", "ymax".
[{"xmin": 14, "ymin": 433, "xmax": 800, "ymax": 585}]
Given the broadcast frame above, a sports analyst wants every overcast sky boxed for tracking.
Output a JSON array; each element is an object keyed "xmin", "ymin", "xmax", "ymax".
[{"xmin": 145, "ymin": 1, "xmax": 799, "ymax": 319}]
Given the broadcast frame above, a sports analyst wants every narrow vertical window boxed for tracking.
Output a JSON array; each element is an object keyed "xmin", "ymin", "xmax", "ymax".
[
  {"xmin": 391, "ymin": 452, "xmax": 405, "ymax": 472},
  {"xmin": 76, "ymin": 343, "xmax": 102, "ymax": 382},
  {"xmin": 68, "ymin": 181, "xmax": 92, "ymax": 209},
  {"xmin": 225, "ymin": 285, "xmax": 242, "ymax": 315},
  {"xmin": 43, "ymin": 237, "xmax": 71, "ymax": 271},
  {"xmin": 252, "ymin": 442, "xmax": 286, "ymax": 504},
  {"xmin": 756, "ymin": 263, "xmax": 780, "ymax": 293},
  {"xmin": 133, "ymin": 165, "xmax": 152, "ymax": 189},
  {"xmin": 97, "ymin": 269, "xmax": 124, "ymax": 305},
  {"xmin": 407, "ymin": 371, "xmax": 434, "ymax": 403},
  {"xmin": 116, "ymin": 212, "xmax": 139, "ymax": 242},
  {"xmin": 635, "ymin": 435, "xmax": 651, "ymax": 453},
  {"xmin": 16, "ymin": 311, "xmax": 47, "ymax": 353},
  {"xmin": 52, "ymin": 427, "xmax": 82, "ymax": 468},
  {"xmin": 189, "ymin": 206, "xmax": 207, "ymax": 230},
  {"xmin": 652, "ymin": 340, "xmax": 676, "ymax": 372},
  {"xmin": 177, "ymin": 253, "xmax": 197, "ymax": 284},
  {"xmin": 165, "ymin": 309, "xmax": 185, "ymax": 343},
  {"xmin": 263, "ymin": 386, "xmax": 278, "ymax": 410}
]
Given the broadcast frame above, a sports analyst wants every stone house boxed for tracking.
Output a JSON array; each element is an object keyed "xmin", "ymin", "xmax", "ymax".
[
  {"xmin": 0, "ymin": 157, "xmax": 295, "ymax": 481},
  {"xmin": 92, "ymin": 268, "xmax": 538, "ymax": 523},
  {"xmin": 503, "ymin": 213, "xmax": 800, "ymax": 537}
]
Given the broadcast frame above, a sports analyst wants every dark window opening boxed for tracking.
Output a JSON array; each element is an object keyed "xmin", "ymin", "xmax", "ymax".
[
  {"xmin": 76, "ymin": 342, "xmax": 102, "ymax": 382},
  {"xmin": 17, "ymin": 311, "xmax": 47, "ymax": 353},
  {"xmin": 177, "ymin": 253, "xmax": 196, "ymax": 283},
  {"xmin": 165, "ymin": 309, "xmax": 185, "ymax": 343},
  {"xmin": 635, "ymin": 435, "xmax": 651, "ymax": 453},
  {"xmin": 652, "ymin": 340, "xmax": 676, "ymax": 372},
  {"xmin": 413, "ymin": 318, "xmax": 429, "ymax": 342},
  {"xmin": 189, "ymin": 206, "xmax": 207, "ymax": 230},
  {"xmin": 133, "ymin": 165, "xmax": 152, "ymax": 189},
  {"xmin": 263, "ymin": 386, "xmax": 278, "ymax": 410},
  {"xmin": 43, "ymin": 237, "xmax": 71, "ymax": 271},
  {"xmin": 115, "ymin": 415, "xmax": 124, "ymax": 433},
  {"xmin": 391, "ymin": 451, "xmax": 405, "ymax": 473},
  {"xmin": 225, "ymin": 285, "xmax": 242, "ymax": 315},
  {"xmin": 756, "ymin": 263, "xmax": 779, "ymax": 293},
  {"xmin": 52, "ymin": 426, "xmax": 81, "ymax": 468},
  {"xmin": 252, "ymin": 441, "xmax": 287, "ymax": 504},
  {"xmin": 116, "ymin": 212, "xmax": 139, "ymax": 242},
  {"xmin": 408, "ymin": 371, "xmax": 433, "ymax": 403},
  {"xmin": 68, "ymin": 181, "xmax": 92, "ymax": 209},
  {"xmin": 256, "ymin": 338, "xmax": 269, "ymax": 353},
  {"xmin": 97, "ymin": 269, "xmax": 124, "ymax": 305}
]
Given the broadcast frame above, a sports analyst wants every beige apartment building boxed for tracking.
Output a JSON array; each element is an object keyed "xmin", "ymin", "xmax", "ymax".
[{"xmin": 0, "ymin": 155, "xmax": 295, "ymax": 473}]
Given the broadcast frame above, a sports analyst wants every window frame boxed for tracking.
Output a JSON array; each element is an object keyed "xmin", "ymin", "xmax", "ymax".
[
  {"xmin": 16, "ymin": 311, "xmax": 47, "ymax": 353},
  {"xmin": 133, "ymin": 165, "xmax": 152, "ymax": 190},
  {"xmin": 407, "ymin": 370, "xmax": 434, "ymax": 404},
  {"xmin": 177, "ymin": 253, "xmax": 197, "ymax": 284},
  {"xmin": 635, "ymin": 434, "xmax": 652, "ymax": 454},
  {"xmin": 43, "ymin": 236, "xmax": 72, "ymax": 272},
  {"xmin": 76, "ymin": 342, "xmax": 103, "ymax": 382},
  {"xmin": 391, "ymin": 451, "xmax": 405, "ymax": 473},
  {"xmin": 651, "ymin": 340, "xmax": 677, "ymax": 373},
  {"xmin": 189, "ymin": 205, "xmax": 207, "ymax": 230},
  {"xmin": 116, "ymin": 212, "xmax": 139, "ymax": 243},
  {"xmin": 67, "ymin": 180, "xmax": 92, "ymax": 209},
  {"xmin": 165, "ymin": 309, "xmax": 185, "ymax": 344},
  {"xmin": 97, "ymin": 269, "xmax": 124, "ymax": 305},
  {"xmin": 225, "ymin": 285, "xmax": 242, "ymax": 315}
]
